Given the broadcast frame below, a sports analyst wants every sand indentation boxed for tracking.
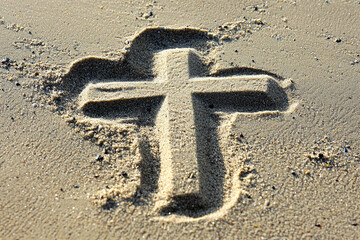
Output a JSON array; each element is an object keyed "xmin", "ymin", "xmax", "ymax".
[{"xmin": 78, "ymin": 46, "xmax": 292, "ymax": 220}]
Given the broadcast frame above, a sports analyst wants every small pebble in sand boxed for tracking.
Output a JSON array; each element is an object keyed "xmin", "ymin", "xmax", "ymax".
[
  {"xmin": 351, "ymin": 59, "xmax": 359, "ymax": 65},
  {"xmin": 96, "ymin": 154, "xmax": 104, "ymax": 162},
  {"xmin": 1, "ymin": 57, "xmax": 10, "ymax": 64},
  {"xmin": 335, "ymin": 38, "xmax": 341, "ymax": 43},
  {"xmin": 121, "ymin": 171, "xmax": 129, "ymax": 178},
  {"xmin": 315, "ymin": 223, "xmax": 322, "ymax": 228},
  {"xmin": 142, "ymin": 11, "xmax": 153, "ymax": 19}
]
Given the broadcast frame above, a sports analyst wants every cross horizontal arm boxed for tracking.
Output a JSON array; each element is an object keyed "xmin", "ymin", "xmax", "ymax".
[
  {"xmin": 78, "ymin": 81, "xmax": 164, "ymax": 109},
  {"xmin": 190, "ymin": 75, "xmax": 284, "ymax": 104},
  {"xmin": 190, "ymin": 75, "xmax": 274, "ymax": 93}
]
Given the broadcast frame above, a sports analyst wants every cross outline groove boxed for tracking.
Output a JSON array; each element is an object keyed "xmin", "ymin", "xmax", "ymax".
[{"xmin": 78, "ymin": 48, "xmax": 289, "ymax": 219}]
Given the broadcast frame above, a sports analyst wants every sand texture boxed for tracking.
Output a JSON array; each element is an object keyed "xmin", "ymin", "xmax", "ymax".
[{"xmin": 1, "ymin": 0, "xmax": 359, "ymax": 239}]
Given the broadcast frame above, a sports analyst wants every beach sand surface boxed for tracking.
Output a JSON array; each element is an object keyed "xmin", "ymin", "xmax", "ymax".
[{"xmin": 1, "ymin": 0, "xmax": 359, "ymax": 239}]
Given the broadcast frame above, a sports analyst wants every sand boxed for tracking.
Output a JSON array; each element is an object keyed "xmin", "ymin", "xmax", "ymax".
[{"xmin": 1, "ymin": 0, "xmax": 359, "ymax": 239}]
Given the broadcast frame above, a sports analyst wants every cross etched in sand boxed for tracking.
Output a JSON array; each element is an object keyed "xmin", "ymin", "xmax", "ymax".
[{"xmin": 78, "ymin": 48, "xmax": 287, "ymax": 212}]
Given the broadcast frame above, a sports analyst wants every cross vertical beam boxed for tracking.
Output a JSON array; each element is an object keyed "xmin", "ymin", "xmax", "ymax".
[{"xmin": 155, "ymin": 49, "xmax": 201, "ymax": 205}]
